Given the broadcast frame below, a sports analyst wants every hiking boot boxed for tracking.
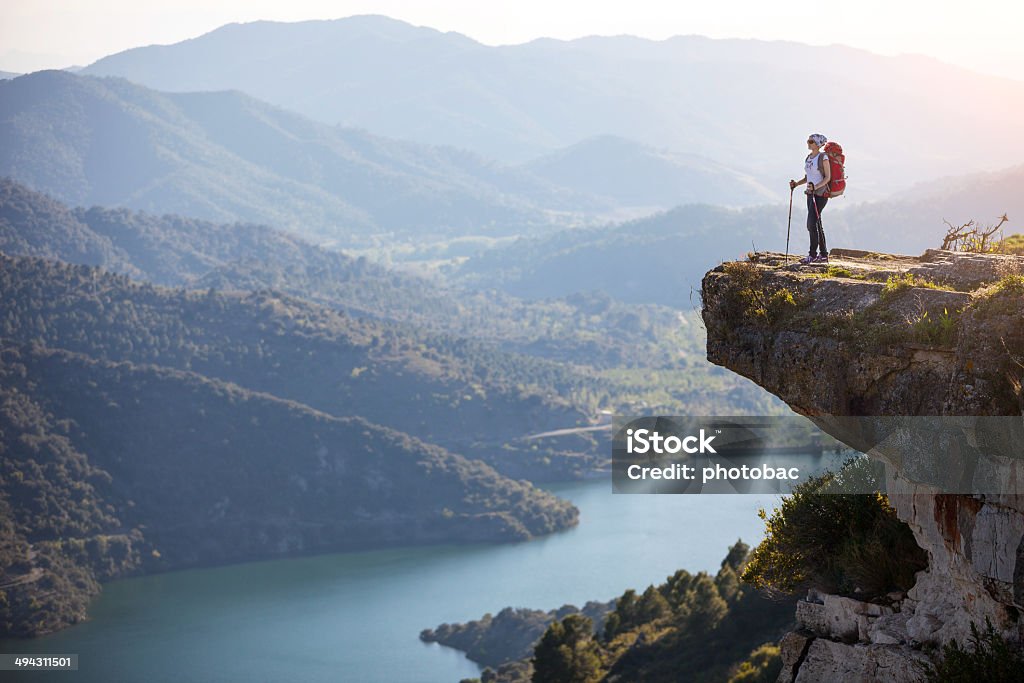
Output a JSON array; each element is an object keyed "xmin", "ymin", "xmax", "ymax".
[
  {"xmin": 799, "ymin": 254, "xmax": 816, "ymax": 265},
  {"xmin": 814, "ymin": 254, "xmax": 829, "ymax": 263}
]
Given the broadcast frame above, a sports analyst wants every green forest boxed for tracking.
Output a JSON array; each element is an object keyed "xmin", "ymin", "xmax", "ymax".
[
  {"xmin": 440, "ymin": 542, "xmax": 795, "ymax": 683},
  {"xmin": 0, "ymin": 179, "xmax": 778, "ymax": 639}
]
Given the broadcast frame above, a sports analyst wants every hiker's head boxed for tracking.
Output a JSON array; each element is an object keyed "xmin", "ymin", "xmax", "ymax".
[{"xmin": 807, "ymin": 133, "xmax": 827, "ymax": 152}]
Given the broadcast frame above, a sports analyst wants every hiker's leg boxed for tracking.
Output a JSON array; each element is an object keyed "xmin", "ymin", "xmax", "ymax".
[
  {"xmin": 806, "ymin": 194, "xmax": 819, "ymax": 255},
  {"xmin": 815, "ymin": 196, "xmax": 829, "ymax": 256}
]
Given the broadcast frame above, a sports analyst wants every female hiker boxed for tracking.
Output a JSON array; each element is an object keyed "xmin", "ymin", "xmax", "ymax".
[{"xmin": 790, "ymin": 133, "xmax": 831, "ymax": 264}]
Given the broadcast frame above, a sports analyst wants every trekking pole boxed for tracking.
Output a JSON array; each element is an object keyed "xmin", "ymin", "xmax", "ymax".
[{"xmin": 785, "ymin": 185, "xmax": 794, "ymax": 264}]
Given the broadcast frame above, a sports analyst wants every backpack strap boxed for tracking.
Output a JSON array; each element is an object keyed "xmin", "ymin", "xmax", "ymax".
[{"xmin": 815, "ymin": 153, "xmax": 830, "ymax": 196}]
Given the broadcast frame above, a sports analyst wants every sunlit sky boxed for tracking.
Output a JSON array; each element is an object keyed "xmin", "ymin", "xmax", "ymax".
[{"xmin": 2, "ymin": 0, "xmax": 1022, "ymax": 81}]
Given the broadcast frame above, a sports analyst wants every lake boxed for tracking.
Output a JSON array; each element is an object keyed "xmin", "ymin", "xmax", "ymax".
[{"xmin": 1, "ymin": 481, "xmax": 777, "ymax": 682}]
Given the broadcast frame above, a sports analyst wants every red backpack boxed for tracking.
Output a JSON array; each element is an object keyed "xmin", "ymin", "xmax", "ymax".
[{"xmin": 822, "ymin": 142, "xmax": 847, "ymax": 197}]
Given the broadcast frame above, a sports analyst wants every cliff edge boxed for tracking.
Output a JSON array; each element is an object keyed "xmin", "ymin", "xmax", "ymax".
[{"xmin": 702, "ymin": 248, "xmax": 1024, "ymax": 681}]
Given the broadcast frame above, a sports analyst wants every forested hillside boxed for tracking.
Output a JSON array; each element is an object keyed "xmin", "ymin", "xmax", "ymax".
[
  {"xmin": 429, "ymin": 542, "xmax": 795, "ymax": 683},
  {"xmin": 453, "ymin": 204, "xmax": 775, "ymax": 306},
  {"xmin": 0, "ymin": 341, "xmax": 576, "ymax": 638},
  {"xmin": 0, "ymin": 178, "xmax": 781, "ymax": 415},
  {"xmin": 0, "ymin": 178, "xmax": 685, "ymax": 368},
  {"xmin": 0, "ymin": 253, "xmax": 612, "ymax": 476}
]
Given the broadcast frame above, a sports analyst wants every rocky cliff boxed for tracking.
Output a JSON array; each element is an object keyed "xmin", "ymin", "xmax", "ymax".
[{"xmin": 702, "ymin": 248, "xmax": 1024, "ymax": 681}]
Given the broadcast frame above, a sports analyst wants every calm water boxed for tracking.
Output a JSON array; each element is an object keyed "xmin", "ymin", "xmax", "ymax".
[{"xmin": 1, "ymin": 482, "xmax": 776, "ymax": 682}]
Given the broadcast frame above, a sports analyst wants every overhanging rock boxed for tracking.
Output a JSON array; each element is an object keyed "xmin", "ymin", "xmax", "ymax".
[{"xmin": 701, "ymin": 249, "xmax": 1024, "ymax": 681}]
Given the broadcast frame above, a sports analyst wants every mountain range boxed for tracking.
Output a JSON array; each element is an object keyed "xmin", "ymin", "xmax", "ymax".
[
  {"xmin": 0, "ymin": 70, "xmax": 596, "ymax": 247},
  {"xmin": 454, "ymin": 203, "xmax": 773, "ymax": 306},
  {"xmin": 452, "ymin": 166, "xmax": 1024, "ymax": 306},
  {"xmin": 521, "ymin": 135, "xmax": 775, "ymax": 208},
  {"xmin": 0, "ymin": 67, "xmax": 792, "ymax": 253},
  {"xmin": 82, "ymin": 15, "xmax": 1024, "ymax": 199}
]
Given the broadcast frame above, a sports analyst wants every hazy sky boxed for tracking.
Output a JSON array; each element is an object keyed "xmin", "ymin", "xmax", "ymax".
[{"xmin": 2, "ymin": 0, "xmax": 1022, "ymax": 81}]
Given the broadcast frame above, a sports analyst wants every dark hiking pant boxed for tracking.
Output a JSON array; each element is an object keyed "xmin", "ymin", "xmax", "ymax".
[{"xmin": 807, "ymin": 194, "xmax": 828, "ymax": 256}]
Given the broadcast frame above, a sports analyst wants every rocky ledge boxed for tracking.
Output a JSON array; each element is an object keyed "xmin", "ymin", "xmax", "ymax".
[{"xmin": 701, "ymin": 248, "xmax": 1024, "ymax": 682}]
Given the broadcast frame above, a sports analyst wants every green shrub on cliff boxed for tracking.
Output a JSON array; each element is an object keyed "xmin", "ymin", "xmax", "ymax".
[
  {"xmin": 719, "ymin": 262, "xmax": 805, "ymax": 327},
  {"xmin": 822, "ymin": 265, "xmax": 856, "ymax": 278},
  {"xmin": 909, "ymin": 307, "xmax": 959, "ymax": 346},
  {"xmin": 880, "ymin": 273, "xmax": 949, "ymax": 299},
  {"xmin": 805, "ymin": 294, "xmax": 962, "ymax": 350},
  {"xmin": 727, "ymin": 643, "xmax": 783, "ymax": 683},
  {"xmin": 1001, "ymin": 234, "xmax": 1024, "ymax": 255},
  {"xmin": 926, "ymin": 619, "xmax": 1024, "ymax": 682},
  {"xmin": 972, "ymin": 274, "xmax": 1024, "ymax": 320},
  {"xmin": 992, "ymin": 274, "xmax": 1024, "ymax": 296},
  {"xmin": 742, "ymin": 458, "xmax": 927, "ymax": 598}
]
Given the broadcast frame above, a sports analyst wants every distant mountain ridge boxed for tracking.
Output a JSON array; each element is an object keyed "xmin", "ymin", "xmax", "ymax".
[
  {"xmin": 521, "ymin": 135, "xmax": 775, "ymax": 208},
  {"xmin": 830, "ymin": 163, "xmax": 1024, "ymax": 252},
  {"xmin": 0, "ymin": 70, "xmax": 600, "ymax": 246},
  {"xmin": 83, "ymin": 15, "xmax": 1024, "ymax": 198},
  {"xmin": 454, "ymin": 203, "xmax": 776, "ymax": 306},
  {"xmin": 453, "ymin": 161, "xmax": 1024, "ymax": 308}
]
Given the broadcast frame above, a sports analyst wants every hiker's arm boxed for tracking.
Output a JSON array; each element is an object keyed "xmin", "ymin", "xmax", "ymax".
[{"xmin": 789, "ymin": 175, "xmax": 806, "ymax": 190}]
